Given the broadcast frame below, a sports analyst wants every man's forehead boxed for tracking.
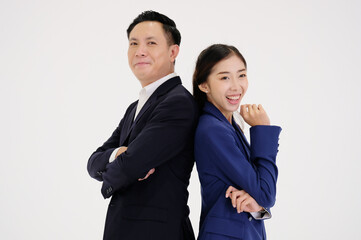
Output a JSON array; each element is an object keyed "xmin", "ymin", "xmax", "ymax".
[{"xmin": 129, "ymin": 21, "xmax": 164, "ymax": 38}]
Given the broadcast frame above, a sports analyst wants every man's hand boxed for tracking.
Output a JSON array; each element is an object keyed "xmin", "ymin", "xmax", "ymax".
[
  {"xmin": 115, "ymin": 147, "xmax": 155, "ymax": 181},
  {"xmin": 240, "ymin": 104, "xmax": 270, "ymax": 126},
  {"xmin": 115, "ymin": 146, "xmax": 128, "ymax": 158},
  {"xmin": 138, "ymin": 168, "xmax": 155, "ymax": 181},
  {"xmin": 225, "ymin": 186, "xmax": 263, "ymax": 213}
]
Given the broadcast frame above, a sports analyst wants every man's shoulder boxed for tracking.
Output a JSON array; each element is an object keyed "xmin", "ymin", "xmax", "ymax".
[
  {"xmin": 161, "ymin": 82, "xmax": 196, "ymax": 106},
  {"xmin": 170, "ymin": 84, "xmax": 193, "ymax": 99},
  {"xmin": 152, "ymin": 84, "xmax": 198, "ymax": 122}
]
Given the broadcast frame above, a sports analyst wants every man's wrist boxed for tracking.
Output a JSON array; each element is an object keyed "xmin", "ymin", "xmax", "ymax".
[{"xmin": 109, "ymin": 147, "xmax": 121, "ymax": 163}]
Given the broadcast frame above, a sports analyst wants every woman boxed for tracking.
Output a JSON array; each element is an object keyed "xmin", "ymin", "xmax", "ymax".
[{"xmin": 193, "ymin": 44, "xmax": 281, "ymax": 240}]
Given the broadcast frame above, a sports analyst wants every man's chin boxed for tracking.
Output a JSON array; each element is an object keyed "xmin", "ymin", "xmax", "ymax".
[
  {"xmin": 136, "ymin": 75, "xmax": 156, "ymax": 87},
  {"xmin": 133, "ymin": 71, "xmax": 150, "ymax": 81}
]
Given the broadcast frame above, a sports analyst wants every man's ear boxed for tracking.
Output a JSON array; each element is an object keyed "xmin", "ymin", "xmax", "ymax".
[
  {"xmin": 169, "ymin": 44, "xmax": 179, "ymax": 63},
  {"xmin": 198, "ymin": 83, "xmax": 209, "ymax": 93}
]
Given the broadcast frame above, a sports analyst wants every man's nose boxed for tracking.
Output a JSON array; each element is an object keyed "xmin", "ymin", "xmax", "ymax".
[{"xmin": 135, "ymin": 44, "xmax": 147, "ymax": 57}]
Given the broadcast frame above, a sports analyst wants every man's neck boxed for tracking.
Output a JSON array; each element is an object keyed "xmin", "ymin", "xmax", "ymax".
[{"xmin": 140, "ymin": 72, "xmax": 176, "ymax": 88}]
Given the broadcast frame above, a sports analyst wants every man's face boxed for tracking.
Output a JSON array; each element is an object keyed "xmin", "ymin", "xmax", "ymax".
[{"xmin": 128, "ymin": 21, "xmax": 179, "ymax": 87}]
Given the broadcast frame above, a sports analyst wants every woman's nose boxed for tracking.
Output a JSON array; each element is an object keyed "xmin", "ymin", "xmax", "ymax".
[{"xmin": 230, "ymin": 77, "xmax": 241, "ymax": 91}]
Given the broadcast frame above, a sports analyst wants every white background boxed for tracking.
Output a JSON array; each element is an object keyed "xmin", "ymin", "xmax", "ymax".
[{"xmin": 1, "ymin": 0, "xmax": 360, "ymax": 239}]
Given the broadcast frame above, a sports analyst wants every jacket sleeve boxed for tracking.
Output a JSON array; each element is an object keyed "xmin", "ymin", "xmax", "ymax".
[
  {"xmin": 87, "ymin": 102, "xmax": 136, "ymax": 181},
  {"xmin": 100, "ymin": 94, "xmax": 197, "ymax": 198},
  {"xmin": 86, "ymin": 122, "xmax": 122, "ymax": 181},
  {"xmin": 196, "ymin": 124, "xmax": 281, "ymax": 208}
]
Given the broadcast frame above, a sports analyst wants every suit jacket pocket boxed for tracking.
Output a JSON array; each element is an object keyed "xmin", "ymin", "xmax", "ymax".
[
  {"xmin": 123, "ymin": 205, "xmax": 167, "ymax": 223},
  {"xmin": 204, "ymin": 216, "xmax": 244, "ymax": 239}
]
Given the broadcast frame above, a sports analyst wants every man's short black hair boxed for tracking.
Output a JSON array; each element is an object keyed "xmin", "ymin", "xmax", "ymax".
[{"xmin": 127, "ymin": 10, "xmax": 181, "ymax": 46}]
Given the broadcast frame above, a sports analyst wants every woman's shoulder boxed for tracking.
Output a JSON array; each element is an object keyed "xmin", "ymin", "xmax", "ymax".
[
  {"xmin": 198, "ymin": 113, "xmax": 227, "ymax": 128},
  {"xmin": 196, "ymin": 113, "xmax": 234, "ymax": 139}
]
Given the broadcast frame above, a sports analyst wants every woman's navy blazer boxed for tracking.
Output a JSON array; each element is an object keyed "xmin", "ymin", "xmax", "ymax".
[{"xmin": 195, "ymin": 102, "xmax": 281, "ymax": 240}]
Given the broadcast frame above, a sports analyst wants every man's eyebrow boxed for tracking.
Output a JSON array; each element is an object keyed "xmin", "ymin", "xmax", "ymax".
[
  {"xmin": 216, "ymin": 69, "xmax": 246, "ymax": 75},
  {"xmin": 129, "ymin": 36, "xmax": 157, "ymax": 41}
]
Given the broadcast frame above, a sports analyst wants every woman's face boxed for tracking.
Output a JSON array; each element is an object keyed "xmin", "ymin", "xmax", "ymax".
[{"xmin": 200, "ymin": 55, "xmax": 248, "ymax": 122}]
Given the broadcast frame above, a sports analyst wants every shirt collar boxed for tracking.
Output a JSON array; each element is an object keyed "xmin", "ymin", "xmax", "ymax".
[{"xmin": 140, "ymin": 72, "xmax": 177, "ymax": 99}]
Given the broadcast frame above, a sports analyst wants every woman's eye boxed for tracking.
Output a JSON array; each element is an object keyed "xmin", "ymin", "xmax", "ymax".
[
  {"xmin": 239, "ymin": 74, "xmax": 247, "ymax": 78},
  {"xmin": 221, "ymin": 76, "xmax": 229, "ymax": 80}
]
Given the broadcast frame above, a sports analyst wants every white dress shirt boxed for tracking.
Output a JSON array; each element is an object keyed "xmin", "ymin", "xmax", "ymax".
[
  {"xmin": 134, "ymin": 72, "xmax": 177, "ymax": 120},
  {"xmin": 109, "ymin": 72, "xmax": 177, "ymax": 163}
]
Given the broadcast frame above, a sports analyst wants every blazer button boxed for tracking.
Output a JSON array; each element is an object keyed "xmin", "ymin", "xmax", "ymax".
[
  {"xmin": 106, "ymin": 187, "xmax": 113, "ymax": 194},
  {"xmin": 97, "ymin": 171, "xmax": 103, "ymax": 176}
]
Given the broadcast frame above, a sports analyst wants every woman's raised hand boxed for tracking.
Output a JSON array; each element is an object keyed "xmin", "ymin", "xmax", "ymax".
[{"xmin": 240, "ymin": 104, "xmax": 270, "ymax": 126}]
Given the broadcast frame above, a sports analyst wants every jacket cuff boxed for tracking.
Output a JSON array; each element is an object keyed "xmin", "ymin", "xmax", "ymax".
[
  {"xmin": 250, "ymin": 125, "xmax": 281, "ymax": 158},
  {"xmin": 249, "ymin": 207, "xmax": 272, "ymax": 220}
]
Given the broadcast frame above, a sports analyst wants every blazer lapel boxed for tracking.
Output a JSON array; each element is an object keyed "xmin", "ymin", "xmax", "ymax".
[
  {"xmin": 232, "ymin": 121, "xmax": 251, "ymax": 160},
  {"xmin": 122, "ymin": 76, "xmax": 182, "ymax": 143},
  {"xmin": 133, "ymin": 98, "xmax": 152, "ymax": 124},
  {"xmin": 203, "ymin": 102, "xmax": 251, "ymax": 161},
  {"xmin": 133, "ymin": 76, "xmax": 181, "ymax": 124},
  {"xmin": 119, "ymin": 102, "xmax": 137, "ymax": 146},
  {"xmin": 124, "ymin": 98, "xmax": 153, "ymax": 138}
]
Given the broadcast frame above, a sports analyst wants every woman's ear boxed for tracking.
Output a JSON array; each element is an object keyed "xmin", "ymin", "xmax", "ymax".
[{"xmin": 198, "ymin": 83, "xmax": 209, "ymax": 93}]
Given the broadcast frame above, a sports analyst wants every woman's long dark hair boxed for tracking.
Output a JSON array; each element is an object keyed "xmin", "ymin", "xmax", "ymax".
[{"xmin": 192, "ymin": 44, "xmax": 247, "ymax": 112}]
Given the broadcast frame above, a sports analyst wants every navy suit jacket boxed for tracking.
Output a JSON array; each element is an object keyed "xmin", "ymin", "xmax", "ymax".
[
  {"xmin": 194, "ymin": 102, "xmax": 281, "ymax": 240},
  {"xmin": 87, "ymin": 77, "xmax": 198, "ymax": 240}
]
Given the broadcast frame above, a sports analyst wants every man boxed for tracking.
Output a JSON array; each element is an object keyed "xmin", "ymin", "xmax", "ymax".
[{"xmin": 87, "ymin": 11, "xmax": 198, "ymax": 240}]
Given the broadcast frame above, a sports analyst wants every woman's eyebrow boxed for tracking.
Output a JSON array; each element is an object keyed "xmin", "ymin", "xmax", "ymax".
[{"xmin": 216, "ymin": 69, "xmax": 246, "ymax": 75}]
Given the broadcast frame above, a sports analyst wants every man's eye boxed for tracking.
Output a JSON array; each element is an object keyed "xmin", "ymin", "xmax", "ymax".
[
  {"xmin": 130, "ymin": 42, "xmax": 137, "ymax": 46},
  {"xmin": 221, "ymin": 76, "xmax": 229, "ymax": 80},
  {"xmin": 239, "ymin": 74, "xmax": 246, "ymax": 78},
  {"xmin": 148, "ymin": 41, "xmax": 157, "ymax": 45}
]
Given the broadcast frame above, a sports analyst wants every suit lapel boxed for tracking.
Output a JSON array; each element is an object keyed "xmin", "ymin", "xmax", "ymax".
[
  {"xmin": 203, "ymin": 102, "xmax": 251, "ymax": 161},
  {"xmin": 119, "ymin": 103, "xmax": 137, "ymax": 146},
  {"xmin": 133, "ymin": 76, "xmax": 181, "ymax": 124},
  {"xmin": 124, "ymin": 98, "xmax": 152, "ymax": 138},
  {"xmin": 232, "ymin": 121, "xmax": 251, "ymax": 160},
  {"xmin": 121, "ymin": 77, "xmax": 182, "ymax": 144},
  {"xmin": 133, "ymin": 98, "xmax": 152, "ymax": 124}
]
